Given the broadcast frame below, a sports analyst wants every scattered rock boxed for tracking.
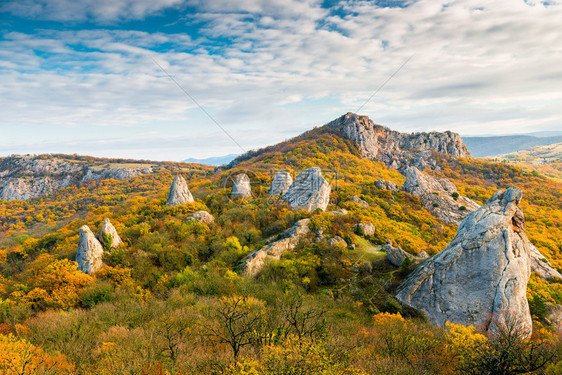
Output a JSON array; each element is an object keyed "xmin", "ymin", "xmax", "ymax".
[
  {"xmin": 383, "ymin": 244, "xmax": 411, "ymax": 267},
  {"xmin": 326, "ymin": 236, "xmax": 347, "ymax": 247},
  {"xmin": 396, "ymin": 187, "xmax": 533, "ymax": 337},
  {"xmin": 231, "ymin": 173, "xmax": 252, "ymax": 198},
  {"xmin": 166, "ymin": 175, "xmax": 194, "ymax": 206},
  {"xmin": 547, "ymin": 304, "xmax": 562, "ymax": 331},
  {"xmin": 269, "ymin": 170, "xmax": 293, "ymax": 196},
  {"xmin": 431, "ymin": 224, "xmax": 444, "ymax": 230},
  {"xmin": 354, "ymin": 223, "xmax": 375, "ymax": 237},
  {"xmin": 241, "ymin": 219, "xmax": 310, "ymax": 277},
  {"xmin": 349, "ymin": 244, "xmax": 356, "ymax": 250},
  {"xmin": 417, "ymin": 250, "xmax": 429, "ymax": 259},
  {"xmin": 349, "ymin": 195, "xmax": 369, "ymax": 208},
  {"xmin": 329, "ymin": 209, "xmax": 348, "ymax": 215},
  {"xmin": 530, "ymin": 245, "xmax": 562, "ymax": 280},
  {"xmin": 353, "ymin": 261, "xmax": 373, "ymax": 274},
  {"xmin": 403, "ymin": 166, "xmax": 479, "ymax": 225},
  {"xmin": 282, "ymin": 167, "xmax": 331, "ymax": 211},
  {"xmin": 187, "ymin": 210, "xmax": 215, "ymax": 225},
  {"xmin": 76, "ymin": 225, "xmax": 104, "ymax": 274},
  {"xmin": 375, "ymin": 179, "xmax": 398, "ymax": 192},
  {"xmin": 98, "ymin": 218, "xmax": 123, "ymax": 249}
]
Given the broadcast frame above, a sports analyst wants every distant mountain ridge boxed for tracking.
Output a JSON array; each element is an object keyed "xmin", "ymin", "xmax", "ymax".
[
  {"xmin": 462, "ymin": 135, "xmax": 562, "ymax": 158},
  {"xmin": 182, "ymin": 154, "xmax": 238, "ymax": 166}
]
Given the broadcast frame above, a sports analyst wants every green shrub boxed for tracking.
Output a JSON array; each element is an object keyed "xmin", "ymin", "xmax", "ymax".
[{"xmin": 80, "ymin": 281, "xmax": 112, "ymax": 308}]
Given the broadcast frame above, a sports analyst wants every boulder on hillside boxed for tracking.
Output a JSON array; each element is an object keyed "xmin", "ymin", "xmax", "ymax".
[
  {"xmin": 231, "ymin": 173, "xmax": 252, "ymax": 198},
  {"xmin": 354, "ymin": 223, "xmax": 375, "ymax": 237},
  {"xmin": 326, "ymin": 236, "xmax": 347, "ymax": 247},
  {"xmin": 383, "ymin": 244, "xmax": 411, "ymax": 267},
  {"xmin": 187, "ymin": 210, "xmax": 215, "ymax": 225},
  {"xmin": 166, "ymin": 175, "xmax": 194, "ymax": 206},
  {"xmin": 375, "ymin": 179, "xmax": 398, "ymax": 192},
  {"xmin": 530, "ymin": 245, "xmax": 562, "ymax": 280},
  {"xmin": 76, "ymin": 225, "xmax": 104, "ymax": 274},
  {"xmin": 98, "ymin": 218, "xmax": 123, "ymax": 250},
  {"xmin": 241, "ymin": 219, "xmax": 310, "ymax": 277},
  {"xmin": 269, "ymin": 170, "xmax": 293, "ymax": 196},
  {"xmin": 282, "ymin": 167, "xmax": 331, "ymax": 211},
  {"xmin": 329, "ymin": 208, "xmax": 348, "ymax": 215},
  {"xmin": 403, "ymin": 166, "xmax": 479, "ymax": 225},
  {"xmin": 396, "ymin": 187, "xmax": 533, "ymax": 337},
  {"xmin": 349, "ymin": 195, "xmax": 369, "ymax": 208}
]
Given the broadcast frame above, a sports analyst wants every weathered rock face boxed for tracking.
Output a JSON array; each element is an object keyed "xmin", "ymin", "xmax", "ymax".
[
  {"xmin": 166, "ymin": 175, "xmax": 194, "ymax": 206},
  {"xmin": 403, "ymin": 166, "xmax": 480, "ymax": 225},
  {"xmin": 349, "ymin": 195, "xmax": 369, "ymax": 208},
  {"xmin": 231, "ymin": 173, "xmax": 252, "ymax": 198},
  {"xmin": 375, "ymin": 179, "xmax": 398, "ymax": 192},
  {"xmin": 98, "ymin": 218, "xmax": 123, "ymax": 249},
  {"xmin": 354, "ymin": 223, "xmax": 376, "ymax": 237},
  {"xmin": 187, "ymin": 210, "xmax": 215, "ymax": 225},
  {"xmin": 530, "ymin": 245, "xmax": 562, "ymax": 280},
  {"xmin": 384, "ymin": 244, "xmax": 411, "ymax": 267},
  {"xmin": 282, "ymin": 167, "xmax": 331, "ymax": 211},
  {"xmin": 241, "ymin": 219, "xmax": 310, "ymax": 277},
  {"xmin": 396, "ymin": 187, "xmax": 533, "ymax": 336},
  {"xmin": 76, "ymin": 225, "xmax": 104, "ymax": 274},
  {"xmin": 269, "ymin": 170, "xmax": 293, "ymax": 196},
  {"xmin": 326, "ymin": 236, "xmax": 347, "ymax": 247},
  {"xmin": 324, "ymin": 112, "xmax": 470, "ymax": 170}
]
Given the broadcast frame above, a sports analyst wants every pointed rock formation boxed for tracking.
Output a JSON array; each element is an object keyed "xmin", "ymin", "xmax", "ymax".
[
  {"xmin": 98, "ymin": 218, "xmax": 123, "ymax": 250},
  {"xmin": 282, "ymin": 167, "xmax": 331, "ymax": 211},
  {"xmin": 76, "ymin": 225, "xmax": 104, "ymax": 274},
  {"xmin": 396, "ymin": 187, "xmax": 533, "ymax": 336},
  {"xmin": 325, "ymin": 112, "xmax": 470, "ymax": 170},
  {"xmin": 231, "ymin": 173, "xmax": 252, "ymax": 198},
  {"xmin": 403, "ymin": 166, "xmax": 479, "ymax": 225},
  {"xmin": 187, "ymin": 210, "xmax": 215, "ymax": 225},
  {"xmin": 166, "ymin": 175, "xmax": 194, "ymax": 206},
  {"xmin": 269, "ymin": 170, "xmax": 293, "ymax": 196},
  {"xmin": 241, "ymin": 219, "xmax": 310, "ymax": 277}
]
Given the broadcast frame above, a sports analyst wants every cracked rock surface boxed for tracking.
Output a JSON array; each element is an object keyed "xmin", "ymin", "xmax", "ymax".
[{"xmin": 396, "ymin": 187, "xmax": 532, "ymax": 336}]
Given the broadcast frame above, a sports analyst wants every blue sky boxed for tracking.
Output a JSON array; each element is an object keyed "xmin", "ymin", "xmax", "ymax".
[{"xmin": 1, "ymin": 0, "xmax": 561, "ymax": 161}]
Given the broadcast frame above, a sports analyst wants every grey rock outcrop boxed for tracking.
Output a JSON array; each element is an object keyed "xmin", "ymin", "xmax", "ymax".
[
  {"xmin": 269, "ymin": 170, "xmax": 293, "ymax": 196},
  {"xmin": 383, "ymin": 244, "xmax": 411, "ymax": 267},
  {"xmin": 325, "ymin": 112, "xmax": 470, "ymax": 170},
  {"xmin": 187, "ymin": 210, "xmax": 215, "ymax": 225},
  {"xmin": 166, "ymin": 175, "xmax": 194, "ymax": 206},
  {"xmin": 349, "ymin": 195, "xmax": 369, "ymax": 208},
  {"xmin": 403, "ymin": 166, "xmax": 479, "ymax": 225},
  {"xmin": 326, "ymin": 236, "xmax": 347, "ymax": 247},
  {"xmin": 530, "ymin": 245, "xmax": 562, "ymax": 280},
  {"xmin": 231, "ymin": 173, "xmax": 252, "ymax": 198},
  {"xmin": 241, "ymin": 219, "xmax": 310, "ymax": 277},
  {"xmin": 396, "ymin": 187, "xmax": 533, "ymax": 336},
  {"xmin": 547, "ymin": 304, "xmax": 562, "ymax": 331},
  {"xmin": 0, "ymin": 155, "xmax": 153, "ymax": 201},
  {"xmin": 98, "ymin": 218, "xmax": 123, "ymax": 249},
  {"xmin": 282, "ymin": 167, "xmax": 331, "ymax": 211},
  {"xmin": 354, "ymin": 223, "xmax": 375, "ymax": 237},
  {"xmin": 375, "ymin": 179, "xmax": 398, "ymax": 192},
  {"xmin": 329, "ymin": 209, "xmax": 348, "ymax": 215},
  {"xmin": 76, "ymin": 225, "xmax": 104, "ymax": 274}
]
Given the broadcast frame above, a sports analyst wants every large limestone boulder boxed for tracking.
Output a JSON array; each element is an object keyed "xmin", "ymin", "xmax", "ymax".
[
  {"xmin": 231, "ymin": 173, "xmax": 252, "ymax": 198},
  {"xmin": 282, "ymin": 167, "xmax": 331, "ymax": 211},
  {"xmin": 98, "ymin": 218, "xmax": 123, "ymax": 250},
  {"xmin": 241, "ymin": 219, "xmax": 310, "ymax": 277},
  {"xmin": 187, "ymin": 210, "xmax": 215, "ymax": 225},
  {"xmin": 166, "ymin": 175, "xmax": 194, "ymax": 206},
  {"xmin": 396, "ymin": 187, "xmax": 533, "ymax": 336},
  {"xmin": 269, "ymin": 170, "xmax": 293, "ymax": 196},
  {"xmin": 384, "ymin": 244, "xmax": 411, "ymax": 267},
  {"xmin": 76, "ymin": 225, "xmax": 104, "ymax": 274},
  {"xmin": 354, "ymin": 223, "xmax": 375, "ymax": 237},
  {"xmin": 403, "ymin": 166, "xmax": 479, "ymax": 225}
]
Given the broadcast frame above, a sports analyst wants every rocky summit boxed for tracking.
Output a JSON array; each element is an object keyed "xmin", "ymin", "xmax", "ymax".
[
  {"xmin": 76, "ymin": 225, "xmax": 104, "ymax": 275},
  {"xmin": 166, "ymin": 175, "xmax": 194, "ymax": 206},
  {"xmin": 403, "ymin": 166, "xmax": 480, "ymax": 225},
  {"xmin": 282, "ymin": 167, "xmax": 330, "ymax": 211},
  {"xmin": 98, "ymin": 218, "xmax": 123, "ymax": 250},
  {"xmin": 269, "ymin": 170, "xmax": 293, "ymax": 196},
  {"xmin": 396, "ymin": 187, "xmax": 533, "ymax": 336},
  {"xmin": 324, "ymin": 112, "xmax": 470, "ymax": 170},
  {"xmin": 231, "ymin": 173, "xmax": 252, "ymax": 198}
]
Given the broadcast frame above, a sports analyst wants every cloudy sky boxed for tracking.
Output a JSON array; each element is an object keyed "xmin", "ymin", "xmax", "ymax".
[{"xmin": 1, "ymin": 0, "xmax": 561, "ymax": 161}]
